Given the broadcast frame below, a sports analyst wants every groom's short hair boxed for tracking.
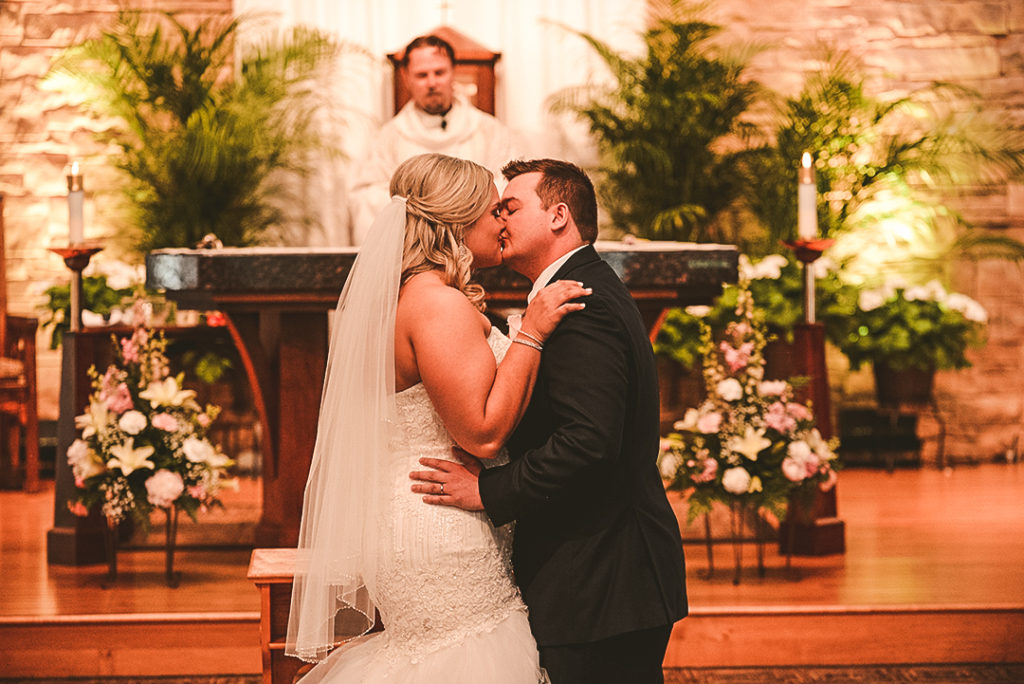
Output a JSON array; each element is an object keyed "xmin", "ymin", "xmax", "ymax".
[{"xmin": 502, "ymin": 159, "xmax": 598, "ymax": 243}]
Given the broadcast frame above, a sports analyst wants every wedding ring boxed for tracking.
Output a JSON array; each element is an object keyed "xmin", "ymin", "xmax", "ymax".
[{"xmin": 439, "ymin": 482, "xmax": 445, "ymax": 496}]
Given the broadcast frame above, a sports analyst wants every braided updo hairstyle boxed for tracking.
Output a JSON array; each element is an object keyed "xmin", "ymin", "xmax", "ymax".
[{"xmin": 391, "ymin": 153, "xmax": 494, "ymax": 311}]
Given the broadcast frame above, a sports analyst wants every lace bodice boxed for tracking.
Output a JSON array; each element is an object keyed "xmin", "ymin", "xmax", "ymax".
[{"xmin": 373, "ymin": 328, "xmax": 524, "ymax": 665}]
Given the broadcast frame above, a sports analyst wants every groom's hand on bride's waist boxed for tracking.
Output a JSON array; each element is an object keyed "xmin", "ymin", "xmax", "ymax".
[{"xmin": 410, "ymin": 448, "xmax": 484, "ymax": 511}]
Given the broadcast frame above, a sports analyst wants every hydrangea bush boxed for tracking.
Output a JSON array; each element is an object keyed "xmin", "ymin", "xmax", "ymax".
[
  {"xmin": 66, "ymin": 301, "xmax": 235, "ymax": 526},
  {"xmin": 657, "ymin": 279, "xmax": 840, "ymax": 521}
]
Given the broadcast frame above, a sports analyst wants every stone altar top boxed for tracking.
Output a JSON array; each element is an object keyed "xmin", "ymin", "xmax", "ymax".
[{"xmin": 146, "ymin": 240, "xmax": 738, "ymax": 309}]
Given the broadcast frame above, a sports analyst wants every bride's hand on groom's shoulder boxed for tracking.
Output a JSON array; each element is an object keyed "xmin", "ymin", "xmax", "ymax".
[
  {"xmin": 520, "ymin": 280, "xmax": 591, "ymax": 343},
  {"xmin": 410, "ymin": 449, "xmax": 484, "ymax": 511}
]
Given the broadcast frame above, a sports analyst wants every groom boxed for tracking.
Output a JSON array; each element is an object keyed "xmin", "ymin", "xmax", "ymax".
[{"xmin": 412, "ymin": 158, "xmax": 687, "ymax": 683}]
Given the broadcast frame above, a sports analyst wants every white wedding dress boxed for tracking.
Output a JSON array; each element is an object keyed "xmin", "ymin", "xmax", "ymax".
[{"xmin": 300, "ymin": 329, "xmax": 545, "ymax": 683}]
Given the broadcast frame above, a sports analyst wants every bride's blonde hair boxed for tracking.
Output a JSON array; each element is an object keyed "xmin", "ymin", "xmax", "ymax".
[{"xmin": 391, "ymin": 153, "xmax": 494, "ymax": 311}]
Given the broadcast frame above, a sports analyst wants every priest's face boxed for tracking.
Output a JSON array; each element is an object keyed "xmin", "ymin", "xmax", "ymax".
[
  {"xmin": 404, "ymin": 46, "xmax": 454, "ymax": 116},
  {"xmin": 465, "ymin": 185, "xmax": 503, "ymax": 269}
]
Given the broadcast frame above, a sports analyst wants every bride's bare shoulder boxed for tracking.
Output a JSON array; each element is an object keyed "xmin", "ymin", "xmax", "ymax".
[{"xmin": 400, "ymin": 272, "xmax": 473, "ymax": 317}]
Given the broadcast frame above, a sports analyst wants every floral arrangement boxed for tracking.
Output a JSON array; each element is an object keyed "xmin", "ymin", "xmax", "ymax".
[
  {"xmin": 66, "ymin": 301, "xmax": 235, "ymax": 526},
  {"xmin": 657, "ymin": 280, "xmax": 839, "ymax": 520},
  {"xmin": 654, "ymin": 253, "xmax": 855, "ymax": 367},
  {"xmin": 834, "ymin": 278, "xmax": 987, "ymax": 371}
]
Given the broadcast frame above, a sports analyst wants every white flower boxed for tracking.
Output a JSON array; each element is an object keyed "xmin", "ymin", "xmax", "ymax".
[
  {"xmin": 183, "ymin": 437, "xmax": 216, "ymax": 464},
  {"xmin": 118, "ymin": 410, "xmax": 148, "ymax": 436},
  {"xmin": 787, "ymin": 440, "xmax": 812, "ymax": 461},
  {"xmin": 781, "ymin": 456, "xmax": 807, "ymax": 482},
  {"xmin": 67, "ymin": 439, "xmax": 105, "ymax": 481},
  {"xmin": 75, "ymin": 399, "xmax": 110, "ymax": 439},
  {"xmin": 145, "ymin": 470, "xmax": 185, "ymax": 508},
  {"xmin": 727, "ymin": 426, "xmax": 772, "ymax": 461},
  {"xmin": 945, "ymin": 293, "xmax": 988, "ymax": 323},
  {"xmin": 107, "ymin": 438, "xmax": 155, "ymax": 475},
  {"xmin": 858, "ymin": 289, "xmax": 886, "ymax": 312},
  {"xmin": 182, "ymin": 437, "xmax": 231, "ymax": 469},
  {"xmin": 721, "ymin": 467, "xmax": 751, "ymax": 495},
  {"xmin": 684, "ymin": 305, "xmax": 711, "ymax": 317},
  {"xmin": 747, "ymin": 254, "xmax": 788, "ymax": 280},
  {"xmin": 746, "ymin": 365, "xmax": 764, "ymax": 381},
  {"xmin": 675, "ymin": 408, "xmax": 700, "ymax": 432},
  {"xmin": 659, "ymin": 451, "xmax": 682, "ymax": 480},
  {"xmin": 758, "ymin": 380, "xmax": 788, "ymax": 397},
  {"xmin": 139, "ymin": 376, "xmax": 197, "ymax": 409},
  {"xmin": 716, "ymin": 378, "xmax": 743, "ymax": 402},
  {"xmin": 81, "ymin": 309, "xmax": 109, "ymax": 327}
]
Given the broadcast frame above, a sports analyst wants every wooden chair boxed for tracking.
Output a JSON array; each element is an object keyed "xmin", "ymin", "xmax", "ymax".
[{"xmin": 0, "ymin": 194, "xmax": 40, "ymax": 492}]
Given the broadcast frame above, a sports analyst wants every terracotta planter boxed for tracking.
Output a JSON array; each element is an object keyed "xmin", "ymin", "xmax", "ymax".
[{"xmin": 873, "ymin": 363, "xmax": 935, "ymax": 408}]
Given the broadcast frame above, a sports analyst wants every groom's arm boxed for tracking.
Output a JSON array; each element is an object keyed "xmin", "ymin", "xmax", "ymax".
[{"xmin": 478, "ymin": 297, "xmax": 630, "ymax": 527}]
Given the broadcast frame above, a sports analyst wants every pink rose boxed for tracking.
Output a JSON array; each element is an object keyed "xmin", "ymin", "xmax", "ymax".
[
  {"xmin": 197, "ymin": 413, "xmax": 211, "ymax": 428},
  {"xmin": 188, "ymin": 484, "xmax": 208, "ymax": 500},
  {"xmin": 105, "ymin": 382, "xmax": 134, "ymax": 414},
  {"xmin": 787, "ymin": 402, "xmax": 812, "ymax": 422},
  {"xmin": 152, "ymin": 413, "xmax": 178, "ymax": 432},
  {"xmin": 765, "ymin": 402, "xmax": 797, "ymax": 434},
  {"xmin": 696, "ymin": 411, "xmax": 723, "ymax": 434}
]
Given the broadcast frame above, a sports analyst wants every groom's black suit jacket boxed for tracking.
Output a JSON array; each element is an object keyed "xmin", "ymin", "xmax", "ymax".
[{"xmin": 479, "ymin": 245, "xmax": 688, "ymax": 647}]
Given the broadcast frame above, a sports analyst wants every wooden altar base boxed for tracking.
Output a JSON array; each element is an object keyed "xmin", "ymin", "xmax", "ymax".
[{"xmin": 1, "ymin": 464, "xmax": 1022, "ymax": 678}]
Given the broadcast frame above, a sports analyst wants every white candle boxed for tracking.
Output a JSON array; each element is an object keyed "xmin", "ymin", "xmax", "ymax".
[
  {"xmin": 67, "ymin": 161, "xmax": 84, "ymax": 244},
  {"xmin": 797, "ymin": 152, "xmax": 817, "ymax": 240}
]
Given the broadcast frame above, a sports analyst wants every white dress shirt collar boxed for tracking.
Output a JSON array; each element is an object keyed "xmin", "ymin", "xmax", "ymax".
[{"xmin": 527, "ymin": 245, "xmax": 588, "ymax": 304}]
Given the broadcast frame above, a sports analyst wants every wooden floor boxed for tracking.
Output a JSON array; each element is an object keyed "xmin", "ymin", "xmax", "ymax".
[{"xmin": 1, "ymin": 463, "xmax": 1022, "ymax": 677}]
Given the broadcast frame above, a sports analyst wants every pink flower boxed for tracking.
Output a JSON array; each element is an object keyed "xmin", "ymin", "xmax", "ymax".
[
  {"xmin": 720, "ymin": 341, "xmax": 755, "ymax": 372},
  {"xmin": 188, "ymin": 484, "xmax": 208, "ymax": 500},
  {"xmin": 120, "ymin": 337, "xmax": 140, "ymax": 363},
  {"xmin": 152, "ymin": 413, "xmax": 178, "ymax": 432},
  {"xmin": 105, "ymin": 382, "xmax": 134, "ymax": 414},
  {"xmin": 693, "ymin": 458, "xmax": 718, "ymax": 483},
  {"xmin": 819, "ymin": 468, "xmax": 838, "ymax": 492},
  {"xmin": 696, "ymin": 411, "xmax": 722, "ymax": 434},
  {"xmin": 765, "ymin": 402, "xmax": 797, "ymax": 434},
  {"xmin": 67, "ymin": 501, "xmax": 89, "ymax": 517},
  {"xmin": 787, "ymin": 402, "xmax": 812, "ymax": 422},
  {"xmin": 197, "ymin": 413, "xmax": 211, "ymax": 428}
]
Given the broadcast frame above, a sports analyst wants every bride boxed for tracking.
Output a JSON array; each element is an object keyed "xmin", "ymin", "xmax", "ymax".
[{"xmin": 285, "ymin": 153, "xmax": 588, "ymax": 682}]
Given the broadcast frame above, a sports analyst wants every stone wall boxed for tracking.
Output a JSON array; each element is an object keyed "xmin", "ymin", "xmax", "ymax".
[
  {"xmin": 2, "ymin": 0, "xmax": 1022, "ymax": 460},
  {"xmin": 0, "ymin": 0, "xmax": 232, "ymax": 419},
  {"xmin": 701, "ymin": 0, "xmax": 1024, "ymax": 462}
]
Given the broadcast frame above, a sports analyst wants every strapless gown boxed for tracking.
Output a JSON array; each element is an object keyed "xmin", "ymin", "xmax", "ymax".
[{"xmin": 300, "ymin": 329, "xmax": 545, "ymax": 683}]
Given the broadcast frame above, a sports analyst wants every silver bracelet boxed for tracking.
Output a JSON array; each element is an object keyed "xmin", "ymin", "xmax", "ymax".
[
  {"xmin": 513, "ymin": 337, "xmax": 543, "ymax": 352},
  {"xmin": 517, "ymin": 329, "xmax": 544, "ymax": 346}
]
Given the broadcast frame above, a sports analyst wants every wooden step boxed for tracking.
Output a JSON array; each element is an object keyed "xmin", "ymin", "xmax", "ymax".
[{"xmin": 0, "ymin": 612, "xmax": 261, "ymax": 678}]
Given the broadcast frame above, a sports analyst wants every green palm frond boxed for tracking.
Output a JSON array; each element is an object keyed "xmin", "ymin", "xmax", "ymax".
[{"xmin": 43, "ymin": 9, "xmax": 339, "ymax": 253}]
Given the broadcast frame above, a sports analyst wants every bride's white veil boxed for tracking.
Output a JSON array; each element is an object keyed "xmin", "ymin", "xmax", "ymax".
[{"xmin": 285, "ymin": 197, "xmax": 406, "ymax": 662}]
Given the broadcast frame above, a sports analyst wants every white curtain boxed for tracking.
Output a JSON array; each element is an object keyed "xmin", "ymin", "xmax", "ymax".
[{"xmin": 234, "ymin": 0, "xmax": 644, "ymax": 245}]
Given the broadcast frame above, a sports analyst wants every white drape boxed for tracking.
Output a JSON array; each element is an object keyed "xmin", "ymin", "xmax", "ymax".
[{"xmin": 234, "ymin": 0, "xmax": 643, "ymax": 245}]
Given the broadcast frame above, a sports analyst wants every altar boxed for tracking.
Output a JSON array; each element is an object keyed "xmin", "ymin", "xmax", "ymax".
[{"xmin": 146, "ymin": 242, "xmax": 738, "ymax": 546}]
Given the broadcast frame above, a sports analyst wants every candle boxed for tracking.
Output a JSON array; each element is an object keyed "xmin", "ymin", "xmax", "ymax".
[
  {"xmin": 67, "ymin": 161, "xmax": 84, "ymax": 244},
  {"xmin": 797, "ymin": 152, "xmax": 817, "ymax": 240}
]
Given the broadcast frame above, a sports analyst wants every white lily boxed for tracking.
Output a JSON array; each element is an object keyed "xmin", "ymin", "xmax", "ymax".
[
  {"xmin": 139, "ymin": 376, "xmax": 197, "ymax": 409},
  {"xmin": 74, "ymin": 399, "xmax": 110, "ymax": 439},
  {"xmin": 727, "ymin": 426, "xmax": 772, "ymax": 461},
  {"xmin": 107, "ymin": 438, "xmax": 156, "ymax": 475}
]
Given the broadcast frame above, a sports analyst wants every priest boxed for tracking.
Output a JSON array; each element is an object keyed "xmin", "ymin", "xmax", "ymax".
[{"xmin": 348, "ymin": 34, "xmax": 516, "ymax": 243}]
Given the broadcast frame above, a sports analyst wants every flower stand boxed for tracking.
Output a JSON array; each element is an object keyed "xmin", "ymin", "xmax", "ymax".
[
  {"xmin": 702, "ymin": 501, "xmax": 777, "ymax": 585},
  {"xmin": 102, "ymin": 506, "xmax": 181, "ymax": 588}
]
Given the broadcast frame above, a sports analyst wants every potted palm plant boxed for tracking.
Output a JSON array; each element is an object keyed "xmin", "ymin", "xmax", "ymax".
[{"xmin": 44, "ymin": 9, "xmax": 339, "ymax": 253}]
